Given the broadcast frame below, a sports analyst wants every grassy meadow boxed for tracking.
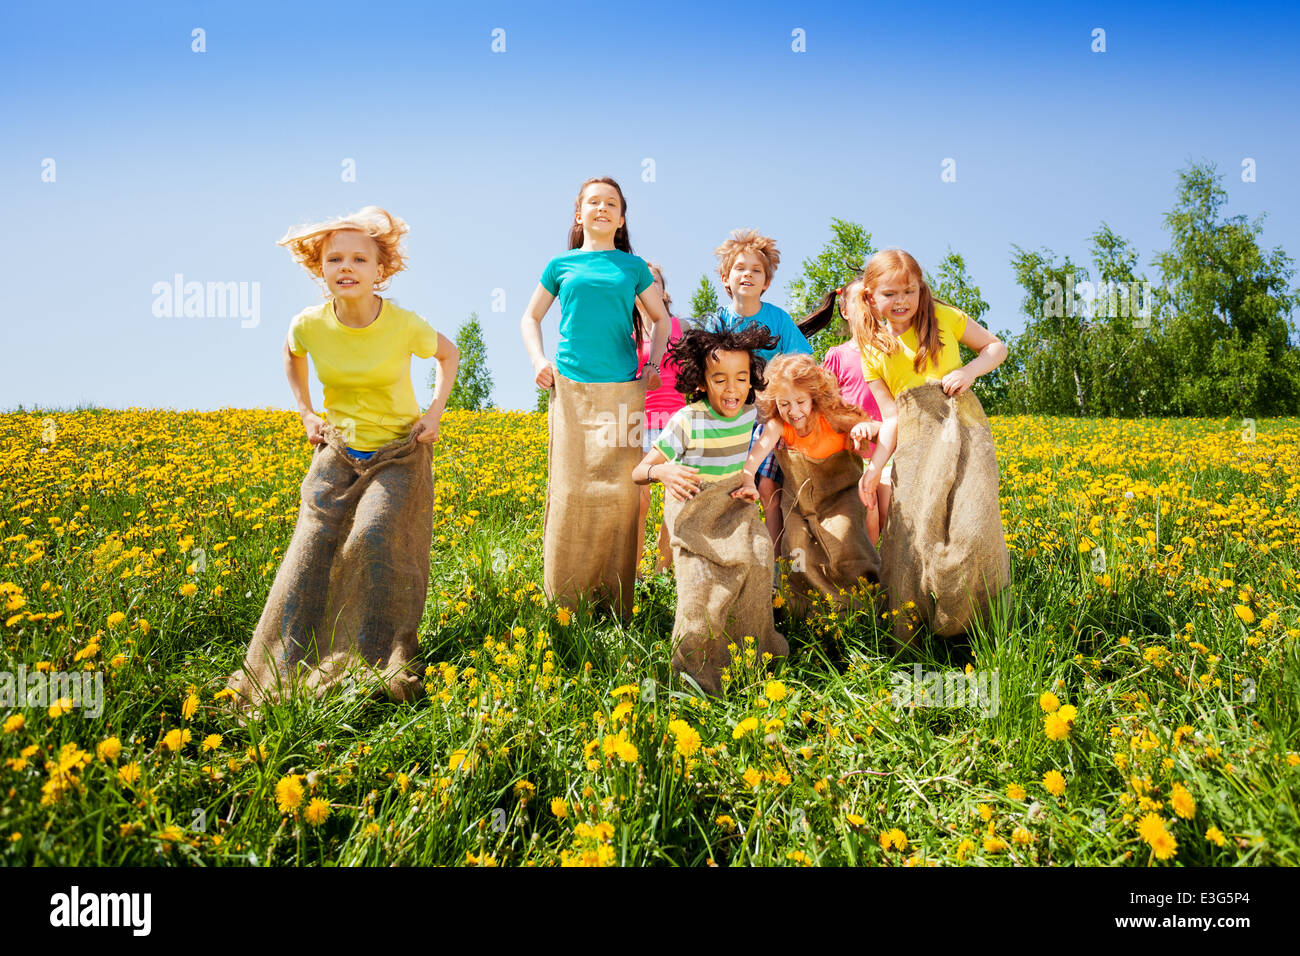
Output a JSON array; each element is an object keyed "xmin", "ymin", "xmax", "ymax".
[{"xmin": 1, "ymin": 408, "xmax": 1297, "ymax": 866}]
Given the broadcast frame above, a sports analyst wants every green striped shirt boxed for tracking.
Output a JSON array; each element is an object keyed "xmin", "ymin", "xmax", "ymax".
[{"xmin": 654, "ymin": 401, "xmax": 757, "ymax": 482}]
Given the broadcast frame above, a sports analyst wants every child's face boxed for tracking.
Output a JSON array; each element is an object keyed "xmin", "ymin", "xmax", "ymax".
[
  {"xmin": 703, "ymin": 348, "xmax": 752, "ymax": 417},
  {"xmin": 576, "ymin": 183, "xmax": 625, "ymax": 239},
  {"xmin": 867, "ymin": 271, "xmax": 920, "ymax": 327},
  {"xmin": 725, "ymin": 251, "xmax": 771, "ymax": 299},
  {"xmin": 771, "ymin": 384, "xmax": 815, "ymax": 435},
  {"xmin": 322, "ymin": 230, "xmax": 382, "ymax": 299}
]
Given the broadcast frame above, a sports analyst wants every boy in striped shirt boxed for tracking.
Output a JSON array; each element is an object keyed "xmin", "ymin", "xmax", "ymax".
[{"xmin": 633, "ymin": 324, "xmax": 779, "ymax": 501}]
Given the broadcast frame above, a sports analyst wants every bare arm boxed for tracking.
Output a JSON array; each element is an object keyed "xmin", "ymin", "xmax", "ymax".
[
  {"xmin": 942, "ymin": 319, "xmax": 1008, "ymax": 396},
  {"xmin": 284, "ymin": 338, "xmax": 325, "ymax": 445},
  {"xmin": 411, "ymin": 332, "xmax": 460, "ymax": 444},
  {"xmin": 520, "ymin": 283, "xmax": 557, "ymax": 389},
  {"xmin": 732, "ymin": 423, "xmax": 783, "ymax": 501},
  {"xmin": 633, "ymin": 446, "xmax": 701, "ymax": 501},
  {"xmin": 858, "ymin": 380, "xmax": 897, "ymax": 509},
  {"xmin": 635, "ymin": 285, "xmax": 671, "ymax": 391}
]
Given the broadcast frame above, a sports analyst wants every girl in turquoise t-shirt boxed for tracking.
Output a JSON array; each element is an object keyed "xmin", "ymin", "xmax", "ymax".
[
  {"xmin": 520, "ymin": 177, "xmax": 673, "ymax": 620},
  {"xmin": 520, "ymin": 177, "xmax": 671, "ymax": 384}
]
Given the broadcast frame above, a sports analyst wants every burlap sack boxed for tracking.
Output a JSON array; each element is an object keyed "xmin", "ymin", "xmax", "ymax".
[
  {"xmin": 776, "ymin": 446, "xmax": 881, "ymax": 615},
  {"xmin": 664, "ymin": 473, "xmax": 787, "ymax": 695},
  {"xmin": 228, "ymin": 429, "xmax": 434, "ymax": 707},
  {"xmin": 543, "ymin": 371, "xmax": 645, "ymax": 618},
  {"xmin": 880, "ymin": 382, "xmax": 1010, "ymax": 642}
]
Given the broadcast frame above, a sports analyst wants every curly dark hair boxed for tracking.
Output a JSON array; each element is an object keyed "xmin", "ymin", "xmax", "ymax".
[{"xmin": 668, "ymin": 321, "xmax": 780, "ymax": 405}]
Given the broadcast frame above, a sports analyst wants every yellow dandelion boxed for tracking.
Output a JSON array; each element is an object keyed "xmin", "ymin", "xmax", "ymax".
[
  {"xmin": 1038, "ymin": 692, "xmax": 1060, "ymax": 713},
  {"xmin": 96, "ymin": 737, "xmax": 122, "ymax": 762},
  {"xmin": 1205, "ymin": 826, "xmax": 1226, "ymax": 847},
  {"xmin": 551, "ymin": 798, "xmax": 568, "ymax": 819},
  {"xmin": 275, "ymin": 774, "xmax": 305, "ymax": 813},
  {"xmin": 303, "ymin": 797, "xmax": 331, "ymax": 826},
  {"xmin": 1042, "ymin": 770, "xmax": 1066, "ymax": 796},
  {"xmin": 106, "ymin": 611, "xmax": 126, "ymax": 627},
  {"xmin": 178, "ymin": 581, "xmax": 198, "ymax": 598},
  {"xmin": 3, "ymin": 714, "xmax": 25, "ymax": 734},
  {"xmin": 181, "ymin": 693, "xmax": 199, "ymax": 721},
  {"xmin": 1006, "ymin": 782, "xmax": 1026, "ymax": 800},
  {"xmin": 1233, "ymin": 605, "xmax": 1255, "ymax": 624},
  {"xmin": 162, "ymin": 728, "xmax": 191, "ymax": 752},
  {"xmin": 201, "ymin": 734, "xmax": 222, "ymax": 752},
  {"xmin": 556, "ymin": 607, "xmax": 571, "ymax": 627},
  {"xmin": 1170, "ymin": 783, "xmax": 1196, "ymax": 819},
  {"xmin": 764, "ymin": 680, "xmax": 788, "ymax": 702}
]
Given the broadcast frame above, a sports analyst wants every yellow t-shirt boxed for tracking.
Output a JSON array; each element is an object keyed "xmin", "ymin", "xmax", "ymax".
[
  {"xmin": 287, "ymin": 299, "xmax": 440, "ymax": 451},
  {"xmin": 860, "ymin": 303, "xmax": 970, "ymax": 398}
]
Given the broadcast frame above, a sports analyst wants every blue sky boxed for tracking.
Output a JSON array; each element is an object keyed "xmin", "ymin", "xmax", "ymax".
[{"xmin": 3, "ymin": 0, "xmax": 1298, "ymax": 412}]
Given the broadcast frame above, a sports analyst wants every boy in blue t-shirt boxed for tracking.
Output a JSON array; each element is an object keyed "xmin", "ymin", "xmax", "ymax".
[{"xmin": 711, "ymin": 229, "xmax": 812, "ymax": 552}]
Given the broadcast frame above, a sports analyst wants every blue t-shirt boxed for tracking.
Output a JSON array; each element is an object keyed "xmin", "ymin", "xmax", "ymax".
[
  {"xmin": 714, "ymin": 301, "xmax": 812, "ymax": 365},
  {"xmin": 540, "ymin": 249, "xmax": 655, "ymax": 383}
]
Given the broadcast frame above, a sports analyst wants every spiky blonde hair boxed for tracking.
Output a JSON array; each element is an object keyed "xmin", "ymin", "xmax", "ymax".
[
  {"xmin": 278, "ymin": 206, "xmax": 409, "ymax": 292},
  {"xmin": 714, "ymin": 228, "xmax": 781, "ymax": 296}
]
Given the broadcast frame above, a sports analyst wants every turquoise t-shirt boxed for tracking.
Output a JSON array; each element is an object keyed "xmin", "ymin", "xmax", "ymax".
[
  {"xmin": 714, "ymin": 301, "xmax": 813, "ymax": 365},
  {"xmin": 541, "ymin": 249, "xmax": 655, "ymax": 383}
]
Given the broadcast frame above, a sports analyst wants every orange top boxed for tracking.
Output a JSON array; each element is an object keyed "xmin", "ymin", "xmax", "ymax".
[{"xmin": 781, "ymin": 412, "xmax": 854, "ymax": 459}]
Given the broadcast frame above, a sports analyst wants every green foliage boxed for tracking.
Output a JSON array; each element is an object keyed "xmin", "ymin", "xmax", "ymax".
[
  {"xmin": 927, "ymin": 250, "xmax": 1006, "ymax": 413},
  {"xmin": 440, "ymin": 313, "xmax": 493, "ymax": 412},
  {"xmin": 785, "ymin": 219, "xmax": 875, "ymax": 360},
  {"xmin": 688, "ymin": 275, "xmax": 720, "ymax": 320},
  {"xmin": 1003, "ymin": 161, "xmax": 1300, "ymax": 417}
]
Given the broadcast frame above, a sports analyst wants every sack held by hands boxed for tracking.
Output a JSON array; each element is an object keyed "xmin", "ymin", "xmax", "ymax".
[
  {"xmin": 777, "ymin": 446, "xmax": 881, "ymax": 616},
  {"xmin": 664, "ymin": 473, "xmax": 787, "ymax": 695},
  {"xmin": 543, "ymin": 371, "xmax": 645, "ymax": 619},
  {"xmin": 227, "ymin": 425, "xmax": 434, "ymax": 709},
  {"xmin": 880, "ymin": 382, "xmax": 1010, "ymax": 643}
]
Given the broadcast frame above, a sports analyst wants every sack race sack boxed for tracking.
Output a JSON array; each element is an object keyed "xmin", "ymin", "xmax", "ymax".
[
  {"xmin": 880, "ymin": 382, "xmax": 1010, "ymax": 642},
  {"xmin": 543, "ymin": 371, "xmax": 644, "ymax": 618},
  {"xmin": 228, "ymin": 430, "xmax": 434, "ymax": 708},
  {"xmin": 776, "ymin": 446, "xmax": 881, "ymax": 616},
  {"xmin": 663, "ymin": 473, "xmax": 787, "ymax": 694}
]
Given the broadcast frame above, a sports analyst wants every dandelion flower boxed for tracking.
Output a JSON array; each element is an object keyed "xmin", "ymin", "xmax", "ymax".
[
  {"xmin": 1205, "ymin": 826, "xmax": 1226, "ymax": 847},
  {"xmin": 764, "ymin": 680, "xmax": 788, "ymax": 702},
  {"xmin": 551, "ymin": 798, "xmax": 568, "ymax": 819},
  {"xmin": 162, "ymin": 728, "xmax": 191, "ymax": 752},
  {"xmin": 275, "ymin": 774, "xmax": 305, "ymax": 813},
  {"xmin": 201, "ymin": 734, "xmax": 223, "ymax": 753},
  {"xmin": 303, "ymin": 797, "xmax": 331, "ymax": 825},
  {"xmin": 742, "ymin": 767, "xmax": 762, "ymax": 789},
  {"xmin": 1039, "ymin": 692, "xmax": 1060, "ymax": 713},
  {"xmin": 181, "ymin": 693, "xmax": 199, "ymax": 721},
  {"xmin": 1043, "ymin": 713, "xmax": 1070, "ymax": 741},
  {"xmin": 1042, "ymin": 770, "xmax": 1066, "ymax": 796},
  {"xmin": 106, "ymin": 611, "xmax": 126, "ymax": 627},
  {"xmin": 983, "ymin": 836, "xmax": 1008, "ymax": 854},
  {"xmin": 178, "ymin": 582, "xmax": 198, "ymax": 598},
  {"xmin": 2, "ymin": 714, "xmax": 24, "ymax": 734},
  {"xmin": 117, "ymin": 762, "xmax": 141, "ymax": 786},
  {"xmin": 556, "ymin": 607, "xmax": 571, "ymax": 627},
  {"xmin": 96, "ymin": 737, "xmax": 122, "ymax": 762},
  {"xmin": 1006, "ymin": 782, "xmax": 1026, "ymax": 800},
  {"xmin": 1233, "ymin": 605, "xmax": 1255, "ymax": 624},
  {"xmin": 1138, "ymin": 813, "xmax": 1177, "ymax": 860},
  {"xmin": 1170, "ymin": 783, "xmax": 1195, "ymax": 820}
]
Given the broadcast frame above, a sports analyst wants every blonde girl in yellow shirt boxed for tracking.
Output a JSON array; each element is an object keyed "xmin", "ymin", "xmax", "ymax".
[
  {"xmin": 279, "ymin": 206, "xmax": 458, "ymax": 451},
  {"xmin": 855, "ymin": 249, "xmax": 1007, "ymax": 511}
]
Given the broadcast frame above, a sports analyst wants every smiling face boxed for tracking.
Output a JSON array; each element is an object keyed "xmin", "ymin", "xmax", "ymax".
[
  {"xmin": 322, "ymin": 230, "xmax": 382, "ymax": 300},
  {"xmin": 867, "ymin": 270, "xmax": 921, "ymax": 329},
  {"xmin": 575, "ymin": 182, "xmax": 625, "ymax": 241},
  {"xmin": 770, "ymin": 384, "xmax": 815, "ymax": 435},
  {"xmin": 725, "ymin": 250, "xmax": 771, "ymax": 300},
  {"xmin": 702, "ymin": 348, "xmax": 752, "ymax": 417}
]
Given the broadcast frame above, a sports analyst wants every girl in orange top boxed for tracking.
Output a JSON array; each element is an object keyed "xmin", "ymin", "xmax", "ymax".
[{"xmin": 734, "ymin": 354, "xmax": 879, "ymax": 503}]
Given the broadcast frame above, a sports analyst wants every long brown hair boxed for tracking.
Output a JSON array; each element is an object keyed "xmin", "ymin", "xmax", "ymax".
[
  {"xmin": 855, "ymin": 249, "xmax": 944, "ymax": 375},
  {"xmin": 757, "ymin": 354, "xmax": 870, "ymax": 435},
  {"xmin": 568, "ymin": 176, "xmax": 641, "ymax": 343}
]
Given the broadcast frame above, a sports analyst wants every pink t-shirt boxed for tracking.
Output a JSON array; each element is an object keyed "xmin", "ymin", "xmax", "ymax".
[
  {"xmin": 823, "ymin": 340, "xmax": 882, "ymax": 455},
  {"xmin": 636, "ymin": 314, "xmax": 686, "ymax": 430}
]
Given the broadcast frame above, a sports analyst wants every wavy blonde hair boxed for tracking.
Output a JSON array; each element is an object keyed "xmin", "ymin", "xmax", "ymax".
[
  {"xmin": 757, "ymin": 354, "xmax": 870, "ymax": 435},
  {"xmin": 278, "ymin": 206, "xmax": 410, "ymax": 292},
  {"xmin": 715, "ymin": 228, "xmax": 781, "ymax": 296}
]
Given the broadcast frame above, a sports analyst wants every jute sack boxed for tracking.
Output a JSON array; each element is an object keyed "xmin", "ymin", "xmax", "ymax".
[
  {"xmin": 663, "ymin": 473, "xmax": 787, "ymax": 695},
  {"xmin": 880, "ymin": 382, "xmax": 1010, "ymax": 643},
  {"xmin": 776, "ymin": 446, "xmax": 881, "ymax": 616},
  {"xmin": 543, "ymin": 371, "xmax": 644, "ymax": 618},
  {"xmin": 228, "ymin": 428, "xmax": 434, "ymax": 708}
]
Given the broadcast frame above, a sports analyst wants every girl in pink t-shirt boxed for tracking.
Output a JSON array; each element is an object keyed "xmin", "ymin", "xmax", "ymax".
[{"xmin": 635, "ymin": 263, "xmax": 686, "ymax": 574}]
